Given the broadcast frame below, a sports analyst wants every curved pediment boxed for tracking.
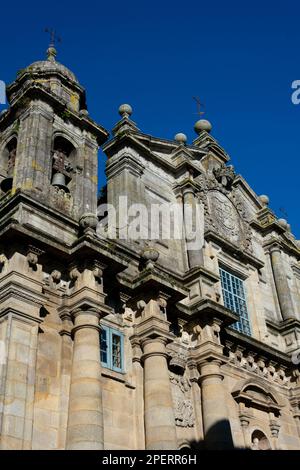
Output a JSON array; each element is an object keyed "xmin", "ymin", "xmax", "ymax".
[{"xmin": 232, "ymin": 378, "xmax": 283, "ymax": 412}]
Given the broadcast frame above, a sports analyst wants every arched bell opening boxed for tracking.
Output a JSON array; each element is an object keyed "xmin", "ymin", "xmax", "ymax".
[
  {"xmin": 51, "ymin": 136, "xmax": 76, "ymax": 193},
  {"xmin": 0, "ymin": 136, "xmax": 17, "ymax": 193}
]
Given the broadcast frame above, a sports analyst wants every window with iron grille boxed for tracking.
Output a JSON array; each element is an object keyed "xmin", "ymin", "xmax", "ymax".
[
  {"xmin": 100, "ymin": 326, "xmax": 124, "ymax": 373},
  {"xmin": 219, "ymin": 267, "xmax": 251, "ymax": 336}
]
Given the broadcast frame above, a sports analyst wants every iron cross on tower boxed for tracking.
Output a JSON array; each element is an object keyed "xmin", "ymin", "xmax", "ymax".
[
  {"xmin": 45, "ymin": 28, "xmax": 61, "ymax": 47},
  {"xmin": 193, "ymin": 96, "xmax": 205, "ymax": 116}
]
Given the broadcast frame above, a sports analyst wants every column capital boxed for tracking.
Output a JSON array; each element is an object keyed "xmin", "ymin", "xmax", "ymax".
[
  {"xmin": 268, "ymin": 243, "xmax": 282, "ymax": 255},
  {"xmin": 68, "ymin": 299, "xmax": 112, "ymax": 319},
  {"xmin": 71, "ymin": 306, "xmax": 101, "ymax": 319},
  {"xmin": 140, "ymin": 337, "xmax": 170, "ymax": 362},
  {"xmin": 133, "ymin": 315, "xmax": 175, "ymax": 345},
  {"xmin": 193, "ymin": 341, "xmax": 225, "ymax": 366},
  {"xmin": 182, "ymin": 186, "xmax": 195, "ymax": 197}
]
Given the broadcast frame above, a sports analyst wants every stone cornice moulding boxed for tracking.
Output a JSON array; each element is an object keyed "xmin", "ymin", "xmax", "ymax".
[
  {"xmin": 204, "ymin": 229, "xmax": 264, "ymax": 270},
  {"xmin": 232, "ymin": 377, "xmax": 284, "ymax": 412},
  {"xmin": 117, "ymin": 268, "xmax": 188, "ymax": 306},
  {"xmin": 264, "ymin": 238, "xmax": 300, "ymax": 260},
  {"xmin": 0, "ymin": 281, "xmax": 47, "ymax": 308},
  {"xmin": 223, "ymin": 328, "xmax": 292, "ymax": 368},
  {"xmin": 231, "ymin": 175, "xmax": 264, "ymax": 211},
  {"xmin": 181, "ymin": 265, "xmax": 220, "ymax": 285},
  {"xmin": 177, "ymin": 298, "xmax": 239, "ymax": 326},
  {"xmin": 104, "ymin": 132, "xmax": 205, "ymax": 178},
  {"xmin": 0, "ymin": 307, "xmax": 43, "ymax": 325},
  {"xmin": 265, "ymin": 317, "xmax": 300, "ymax": 337},
  {"xmin": 3, "ymin": 82, "xmax": 109, "ymax": 145},
  {"xmin": 133, "ymin": 315, "xmax": 175, "ymax": 345},
  {"xmin": 106, "ymin": 152, "xmax": 145, "ymax": 179}
]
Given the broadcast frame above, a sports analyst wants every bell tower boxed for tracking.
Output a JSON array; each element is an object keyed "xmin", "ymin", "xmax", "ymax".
[{"xmin": 0, "ymin": 42, "xmax": 108, "ymax": 222}]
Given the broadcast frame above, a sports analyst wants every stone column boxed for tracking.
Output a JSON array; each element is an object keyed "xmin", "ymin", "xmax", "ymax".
[
  {"xmin": 198, "ymin": 359, "xmax": 233, "ymax": 449},
  {"xmin": 142, "ymin": 337, "xmax": 178, "ymax": 450},
  {"xmin": 188, "ymin": 361, "xmax": 203, "ymax": 442},
  {"xmin": 66, "ymin": 308, "xmax": 103, "ymax": 450},
  {"xmin": 131, "ymin": 337, "xmax": 146, "ymax": 449},
  {"xmin": 269, "ymin": 245, "xmax": 296, "ymax": 320},
  {"xmin": 182, "ymin": 187, "xmax": 203, "ymax": 268},
  {"xmin": 57, "ymin": 312, "xmax": 73, "ymax": 449}
]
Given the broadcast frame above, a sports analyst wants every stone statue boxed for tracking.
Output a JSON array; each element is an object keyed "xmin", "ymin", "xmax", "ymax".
[{"xmin": 251, "ymin": 437, "xmax": 260, "ymax": 450}]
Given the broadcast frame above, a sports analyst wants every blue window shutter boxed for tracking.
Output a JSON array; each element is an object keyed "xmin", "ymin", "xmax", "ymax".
[
  {"xmin": 100, "ymin": 326, "xmax": 109, "ymax": 368},
  {"xmin": 100, "ymin": 326, "xmax": 124, "ymax": 373}
]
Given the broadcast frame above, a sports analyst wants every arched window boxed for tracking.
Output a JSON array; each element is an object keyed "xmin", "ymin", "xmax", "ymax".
[
  {"xmin": 0, "ymin": 137, "xmax": 17, "ymax": 193},
  {"xmin": 51, "ymin": 136, "xmax": 75, "ymax": 193}
]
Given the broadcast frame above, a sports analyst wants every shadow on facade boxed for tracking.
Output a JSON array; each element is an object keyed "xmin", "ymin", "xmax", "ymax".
[{"xmin": 186, "ymin": 419, "xmax": 247, "ymax": 450}]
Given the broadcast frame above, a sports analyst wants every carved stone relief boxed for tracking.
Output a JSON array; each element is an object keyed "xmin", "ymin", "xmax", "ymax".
[
  {"xmin": 169, "ymin": 373, "xmax": 195, "ymax": 428},
  {"xmin": 49, "ymin": 185, "xmax": 73, "ymax": 215},
  {"xmin": 196, "ymin": 168, "xmax": 253, "ymax": 253}
]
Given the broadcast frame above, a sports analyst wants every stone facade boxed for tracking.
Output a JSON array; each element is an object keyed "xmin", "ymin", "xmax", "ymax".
[{"xmin": 0, "ymin": 46, "xmax": 300, "ymax": 450}]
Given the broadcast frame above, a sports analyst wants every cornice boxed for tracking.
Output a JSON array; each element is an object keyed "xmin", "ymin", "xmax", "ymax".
[
  {"xmin": 1, "ymin": 82, "xmax": 109, "ymax": 145},
  {"xmin": 176, "ymin": 298, "xmax": 239, "ymax": 326},
  {"xmin": 204, "ymin": 229, "xmax": 264, "ymax": 269},
  {"xmin": 222, "ymin": 327, "xmax": 291, "ymax": 366}
]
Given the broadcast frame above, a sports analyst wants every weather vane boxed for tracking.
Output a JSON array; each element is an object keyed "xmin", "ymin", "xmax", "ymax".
[
  {"xmin": 193, "ymin": 96, "xmax": 205, "ymax": 116},
  {"xmin": 44, "ymin": 28, "xmax": 62, "ymax": 47}
]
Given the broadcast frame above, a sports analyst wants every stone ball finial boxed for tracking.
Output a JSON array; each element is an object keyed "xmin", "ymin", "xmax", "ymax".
[
  {"xmin": 79, "ymin": 109, "xmax": 89, "ymax": 117},
  {"xmin": 47, "ymin": 46, "xmax": 57, "ymax": 62},
  {"xmin": 259, "ymin": 195, "xmax": 269, "ymax": 207},
  {"xmin": 141, "ymin": 245, "xmax": 159, "ymax": 270},
  {"xmin": 194, "ymin": 119, "xmax": 212, "ymax": 135},
  {"xmin": 174, "ymin": 133, "xmax": 187, "ymax": 144},
  {"xmin": 278, "ymin": 218, "xmax": 288, "ymax": 230},
  {"xmin": 79, "ymin": 213, "xmax": 98, "ymax": 231},
  {"xmin": 119, "ymin": 104, "xmax": 133, "ymax": 118}
]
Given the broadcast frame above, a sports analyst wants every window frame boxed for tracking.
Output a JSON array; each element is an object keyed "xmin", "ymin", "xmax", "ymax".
[
  {"xmin": 219, "ymin": 266, "xmax": 252, "ymax": 336},
  {"xmin": 100, "ymin": 325, "xmax": 124, "ymax": 373}
]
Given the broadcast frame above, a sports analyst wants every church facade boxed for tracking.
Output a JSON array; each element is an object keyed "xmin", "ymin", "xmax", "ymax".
[{"xmin": 0, "ymin": 45, "xmax": 300, "ymax": 450}]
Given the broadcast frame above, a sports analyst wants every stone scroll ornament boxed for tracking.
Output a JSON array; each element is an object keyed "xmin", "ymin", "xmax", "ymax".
[
  {"xmin": 169, "ymin": 373, "xmax": 195, "ymax": 428},
  {"xmin": 197, "ymin": 165, "xmax": 253, "ymax": 253}
]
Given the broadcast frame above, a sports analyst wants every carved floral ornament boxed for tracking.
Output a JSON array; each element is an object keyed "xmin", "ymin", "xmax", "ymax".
[{"xmin": 196, "ymin": 167, "xmax": 253, "ymax": 253}]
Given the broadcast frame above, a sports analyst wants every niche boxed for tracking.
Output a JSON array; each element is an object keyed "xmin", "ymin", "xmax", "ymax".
[{"xmin": 251, "ymin": 430, "xmax": 271, "ymax": 450}]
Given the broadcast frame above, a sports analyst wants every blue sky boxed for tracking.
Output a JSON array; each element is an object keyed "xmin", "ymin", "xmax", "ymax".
[{"xmin": 1, "ymin": 0, "xmax": 300, "ymax": 237}]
